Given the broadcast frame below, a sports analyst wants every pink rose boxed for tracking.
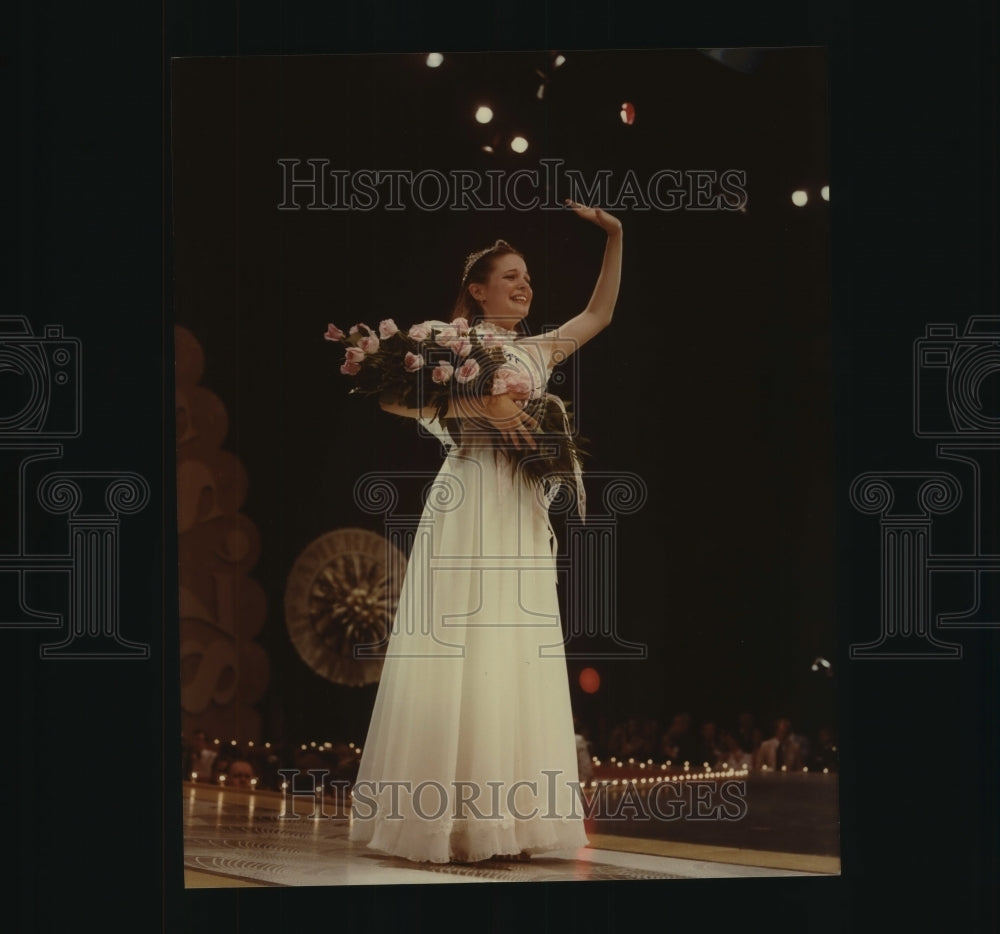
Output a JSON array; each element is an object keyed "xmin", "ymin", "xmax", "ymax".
[
  {"xmin": 480, "ymin": 332, "xmax": 502, "ymax": 349},
  {"xmin": 449, "ymin": 337, "xmax": 472, "ymax": 357},
  {"xmin": 455, "ymin": 359, "xmax": 481, "ymax": 384},
  {"xmin": 404, "ymin": 352, "xmax": 425, "ymax": 372},
  {"xmin": 491, "ymin": 373, "xmax": 509, "ymax": 395},
  {"xmin": 325, "ymin": 323, "xmax": 345, "ymax": 341},
  {"xmin": 345, "ymin": 346, "xmax": 365, "ymax": 365},
  {"xmin": 359, "ymin": 334, "xmax": 380, "ymax": 354},
  {"xmin": 340, "ymin": 361, "xmax": 361, "ymax": 375},
  {"xmin": 504, "ymin": 372, "xmax": 532, "ymax": 395},
  {"xmin": 378, "ymin": 318, "xmax": 399, "ymax": 339},
  {"xmin": 349, "ymin": 322, "xmax": 372, "ymax": 336},
  {"xmin": 452, "ymin": 317, "xmax": 469, "ymax": 335},
  {"xmin": 432, "ymin": 362, "xmax": 454, "ymax": 384},
  {"xmin": 408, "ymin": 322, "xmax": 432, "ymax": 341},
  {"xmin": 435, "ymin": 326, "xmax": 458, "ymax": 345}
]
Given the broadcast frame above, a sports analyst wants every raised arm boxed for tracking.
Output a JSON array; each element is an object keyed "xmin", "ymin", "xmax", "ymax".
[{"xmin": 523, "ymin": 200, "xmax": 623, "ymax": 367}]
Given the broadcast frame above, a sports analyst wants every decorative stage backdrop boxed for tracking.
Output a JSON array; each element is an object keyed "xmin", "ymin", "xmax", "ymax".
[{"xmin": 169, "ymin": 49, "xmax": 833, "ymax": 755}]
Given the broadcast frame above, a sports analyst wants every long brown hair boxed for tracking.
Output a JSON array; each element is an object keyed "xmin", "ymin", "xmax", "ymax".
[{"xmin": 450, "ymin": 239, "xmax": 525, "ymax": 324}]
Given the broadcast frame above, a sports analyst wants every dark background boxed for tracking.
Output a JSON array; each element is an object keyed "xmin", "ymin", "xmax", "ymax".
[
  {"xmin": 171, "ymin": 48, "xmax": 834, "ymax": 748},
  {"xmin": 6, "ymin": 1, "xmax": 998, "ymax": 932}
]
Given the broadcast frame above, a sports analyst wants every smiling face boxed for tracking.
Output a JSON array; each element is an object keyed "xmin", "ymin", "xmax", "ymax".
[{"xmin": 468, "ymin": 254, "xmax": 532, "ymax": 328}]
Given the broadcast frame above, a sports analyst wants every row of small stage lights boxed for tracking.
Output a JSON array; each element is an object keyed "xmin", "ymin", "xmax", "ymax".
[{"xmin": 597, "ymin": 755, "xmax": 834, "ymax": 777}]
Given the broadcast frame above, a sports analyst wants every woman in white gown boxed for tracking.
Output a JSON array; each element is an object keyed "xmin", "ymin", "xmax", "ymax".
[{"xmin": 349, "ymin": 200, "xmax": 623, "ymax": 863}]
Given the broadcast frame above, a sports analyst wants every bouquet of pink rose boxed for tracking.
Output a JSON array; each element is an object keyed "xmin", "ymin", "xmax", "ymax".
[
  {"xmin": 325, "ymin": 317, "xmax": 506, "ymax": 425},
  {"xmin": 324, "ymin": 316, "xmax": 586, "ymax": 494}
]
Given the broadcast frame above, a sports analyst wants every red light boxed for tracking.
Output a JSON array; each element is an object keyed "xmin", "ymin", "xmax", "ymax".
[
  {"xmin": 620, "ymin": 102, "xmax": 636, "ymax": 125},
  {"xmin": 579, "ymin": 667, "xmax": 600, "ymax": 693}
]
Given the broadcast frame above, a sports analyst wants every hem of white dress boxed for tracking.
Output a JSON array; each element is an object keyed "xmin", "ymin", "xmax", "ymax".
[
  {"xmin": 355, "ymin": 835, "xmax": 591, "ymax": 865},
  {"xmin": 350, "ymin": 814, "xmax": 589, "ymax": 865}
]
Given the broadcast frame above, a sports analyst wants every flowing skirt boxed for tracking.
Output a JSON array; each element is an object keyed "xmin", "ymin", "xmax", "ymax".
[{"xmin": 349, "ymin": 444, "xmax": 589, "ymax": 863}]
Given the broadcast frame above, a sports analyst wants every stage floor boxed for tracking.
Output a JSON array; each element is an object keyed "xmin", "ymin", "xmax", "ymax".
[{"xmin": 182, "ymin": 782, "xmax": 840, "ymax": 886}]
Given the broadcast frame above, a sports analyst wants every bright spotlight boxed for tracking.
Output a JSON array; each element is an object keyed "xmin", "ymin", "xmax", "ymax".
[
  {"xmin": 510, "ymin": 135, "xmax": 529, "ymax": 153},
  {"xmin": 553, "ymin": 54, "xmax": 566, "ymax": 68},
  {"xmin": 791, "ymin": 189, "xmax": 808, "ymax": 207},
  {"xmin": 821, "ymin": 185, "xmax": 830, "ymax": 201},
  {"xmin": 474, "ymin": 105, "xmax": 494, "ymax": 124},
  {"xmin": 425, "ymin": 53, "xmax": 444, "ymax": 68}
]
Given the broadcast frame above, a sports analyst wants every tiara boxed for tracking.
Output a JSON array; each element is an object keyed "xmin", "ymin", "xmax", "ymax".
[{"xmin": 461, "ymin": 240, "xmax": 512, "ymax": 282}]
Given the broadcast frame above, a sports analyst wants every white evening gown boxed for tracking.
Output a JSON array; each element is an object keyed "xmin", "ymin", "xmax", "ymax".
[{"xmin": 349, "ymin": 338, "xmax": 589, "ymax": 863}]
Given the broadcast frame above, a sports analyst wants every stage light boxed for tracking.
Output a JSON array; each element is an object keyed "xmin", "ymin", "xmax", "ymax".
[
  {"xmin": 482, "ymin": 145, "xmax": 494, "ymax": 154},
  {"xmin": 475, "ymin": 105, "xmax": 494, "ymax": 124},
  {"xmin": 554, "ymin": 54, "xmax": 566, "ymax": 68},
  {"xmin": 821, "ymin": 185, "xmax": 830, "ymax": 201},
  {"xmin": 536, "ymin": 83, "xmax": 545, "ymax": 100},
  {"xmin": 510, "ymin": 135, "xmax": 529, "ymax": 153},
  {"xmin": 620, "ymin": 101, "xmax": 636, "ymax": 125},
  {"xmin": 791, "ymin": 189, "xmax": 809, "ymax": 207},
  {"xmin": 579, "ymin": 667, "xmax": 600, "ymax": 693},
  {"xmin": 426, "ymin": 53, "xmax": 444, "ymax": 68},
  {"xmin": 811, "ymin": 656, "xmax": 833, "ymax": 676}
]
